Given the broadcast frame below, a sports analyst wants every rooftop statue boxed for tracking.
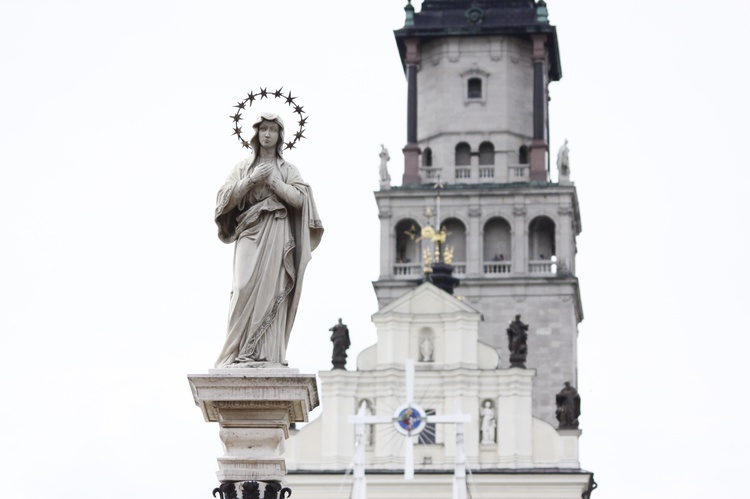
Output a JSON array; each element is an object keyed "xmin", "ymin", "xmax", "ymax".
[
  {"xmin": 379, "ymin": 144, "xmax": 391, "ymax": 190},
  {"xmin": 329, "ymin": 318, "xmax": 351, "ymax": 370},
  {"xmin": 556, "ymin": 139, "xmax": 570, "ymax": 181},
  {"xmin": 214, "ymin": 112, "xmax": 323, "ymax": 367},
  {"xmin": 555, "ymin": 381, "xmax": 581, "ymax": 429},
  {"xmin": 506, "ymin": 314, "xmax": 529, "ymax": 368}
]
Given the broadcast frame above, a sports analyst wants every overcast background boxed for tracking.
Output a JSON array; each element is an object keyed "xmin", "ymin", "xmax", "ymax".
[{"xmin": 1, "ymin": 1, "xmax": 748, "ymax": 497}]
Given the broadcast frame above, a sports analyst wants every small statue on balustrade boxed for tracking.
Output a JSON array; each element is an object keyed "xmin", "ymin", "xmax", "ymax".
[
  {"xmin": 557, "ymin": 139, "xmax": 570, "ymax": 177},
  {"xmin": 379, "ymin": 144, "xmax": 391, "ymax": 190}
]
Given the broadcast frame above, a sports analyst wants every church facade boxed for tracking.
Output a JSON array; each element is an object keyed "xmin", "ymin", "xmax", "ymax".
[{"xmin": 286, "ymin": 1, "xmax": 595, "ymax": 497}]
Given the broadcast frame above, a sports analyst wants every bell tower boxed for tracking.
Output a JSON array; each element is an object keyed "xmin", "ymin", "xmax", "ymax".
[
  {"xmin": 374, "ymin": 0, "xmax": 581, "ymax": 426},
  {"xmin": 284, "ymin": 3, "xmax": 595, "ymax": 496}
]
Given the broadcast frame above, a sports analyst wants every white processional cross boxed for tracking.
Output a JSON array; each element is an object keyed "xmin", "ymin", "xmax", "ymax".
[{"xmin": 348, "ymin": 359, "xmax": 470, "ymax": 499}]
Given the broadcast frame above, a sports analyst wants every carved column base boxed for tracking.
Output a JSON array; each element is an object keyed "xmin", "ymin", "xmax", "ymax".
[
  {"xmin": 188, "ymin": 368, "xmax": 319, "ymax": 484},
  {"xmin": 212, "ymin": 480, "xmax": 291, "ymax": 499},
  {"xmin": 529, "ymin": 139, "xmax": 548, "ymax": 182},
  {"xmin": 402, "ymin": 143, "xmax": 421, "ymax": 185}
]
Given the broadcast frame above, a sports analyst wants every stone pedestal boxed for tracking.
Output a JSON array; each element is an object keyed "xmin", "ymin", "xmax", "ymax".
[
  {"xmin": 188, "ymin": 368, "xmax": 319, "ymax": 484},
  {"xmin": 556, "ymin": 428, "xmax": 582, "ymax": 468}
]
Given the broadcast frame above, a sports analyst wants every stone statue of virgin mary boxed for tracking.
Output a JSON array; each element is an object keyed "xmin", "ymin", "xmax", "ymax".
[{"xmin": 214, "ymin": 112, "xmax": 323, "ymax": 367}]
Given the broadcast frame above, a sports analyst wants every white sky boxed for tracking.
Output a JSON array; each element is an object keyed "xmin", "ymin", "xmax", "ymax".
[{"xmin": 1, "ymin": 1, "xmax": 749, "ymax": 497}]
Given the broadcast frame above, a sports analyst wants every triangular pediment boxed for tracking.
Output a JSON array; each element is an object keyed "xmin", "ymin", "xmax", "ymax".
[{"xmin": 372, "ymin": 282, "xmax": 483, "ymax": 319}]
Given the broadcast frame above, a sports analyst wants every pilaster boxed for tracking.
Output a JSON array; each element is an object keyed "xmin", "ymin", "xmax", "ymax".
[
  {"xmin": 557, "ymin": 206, "xmax": 574, "ymax": 275},
  {"xmin": 378, "ymin": 206, "xmax": 392, "ymax": 278},
  {"xmin": 496, "ymin": 368, "xmax": 534, "ymax": 468},
  {"xmin": 530, "ymin": 35, "xmax": 548, "ymax": 182},
  {"xmin": 467, "ymin": 206, "xmax": 481, "ymax": 276},
  {"xmin": 512, "ymin": 205, "xmax": 527, "ymax": 275},
  {"xmin": 403, "ymin": 37, "xmax": 421, "ymax": 185}
]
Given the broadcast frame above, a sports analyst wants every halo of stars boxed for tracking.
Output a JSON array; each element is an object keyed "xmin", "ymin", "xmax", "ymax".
[{"xmin": 230, "ymin": 86, "xmax": 308, "ymax": 151}]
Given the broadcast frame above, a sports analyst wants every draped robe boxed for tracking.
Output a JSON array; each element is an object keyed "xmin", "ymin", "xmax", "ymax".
[{"xmin": 214, "ymin": 154, "xmax": 323, "ymax": 367}]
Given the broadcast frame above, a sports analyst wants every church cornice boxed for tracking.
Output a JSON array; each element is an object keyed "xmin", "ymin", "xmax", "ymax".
[
  {"xmin": 394, "ymin": 1, "xmax": 561, "ymax": 81},
  {"xmin": 288, "ymin": 468, "xmax": 593, "ymax": 475}
]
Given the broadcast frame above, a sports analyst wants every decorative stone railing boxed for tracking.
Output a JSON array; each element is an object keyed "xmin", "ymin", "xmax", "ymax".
[
  {"xmin": 529, "ymin": 260, "xmax": 555, "ymax": 274},
  {"xmin": 394, "ymin": 263, "xmax": 465, "ymax": 278},
  {"xmin": 455, "ymin": 167, "xmax": 471, "ymax": 179},
  {"xmin": 508, "ymin": 164, "xmax": 530, "ymax": 182},
  {"xmin": 420, "ymin": 166, "xmax": 442, "ymax": 181},
  {"xmin": 483, "ymin": 261, "xmax": 512, "ymax": 275},
  {"xmin": 393, "ymin": 263, "xmax": 422, "ymax": 277},
  {"xmin": 452, "ymin": 262, "xmax": 466, "ymax": 276},
  {"xmin": 479, "ymin": 167, "xmax": 495, "ymax": 179}
]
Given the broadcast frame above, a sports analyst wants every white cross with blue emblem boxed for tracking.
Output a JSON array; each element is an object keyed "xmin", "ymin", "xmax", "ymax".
[{"xmin": 348, "ymin": 359, "xmax": 470, "ymax": 499}]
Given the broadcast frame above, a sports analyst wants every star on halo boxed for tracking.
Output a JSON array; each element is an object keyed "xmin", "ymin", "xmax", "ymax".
[{"xmin": 229, "ymin": 86, "xmax": 308, "ymax": 151}]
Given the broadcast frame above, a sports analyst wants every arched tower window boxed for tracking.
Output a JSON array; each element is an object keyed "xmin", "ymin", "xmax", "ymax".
[
  {"xmin": 395, "ymin": 219, "xmax": 421, "ymax": 268},
  {"xmin": 442, "ymin": 218, "xmax": 466, "ymax": 273},
  {"xmin": 479, "ymin": 142, "xmax": 495, "ymax": 165},
  {"xmin": 422, "ymin": 147, "xmax": 432, "ymax": 167},
  {"xmin": 483, "ymin": 218, "xmax": 512, "ymax": 274},
  {"xmin": 528, "ymin": 216, "xmax": 556, "ymax": 261},
  {"xmin": 467, "ymin": 77, "xmax": 482, "ymax": 99},
  {"xmin": 519, "ymin": 145, "xmax": 529, "ymax": 164},
  {"xmin": 455, "ymin": 142, "xmax": 471, "ymax": 166}
]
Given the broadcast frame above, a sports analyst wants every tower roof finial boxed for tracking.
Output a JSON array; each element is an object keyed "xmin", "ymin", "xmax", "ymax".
[
  {"xmin": 536, "ymin": 1, "xmax": 549, "ymax": 23},
  {"xmin": 404, "ymin": 0, "xmax": 415, "ymax": 27}
]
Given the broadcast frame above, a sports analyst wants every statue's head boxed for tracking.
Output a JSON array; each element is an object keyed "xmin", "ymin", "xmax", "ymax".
[{"xmin": 250, "ymin": 112, "xmax": 285, "ymax": 157}]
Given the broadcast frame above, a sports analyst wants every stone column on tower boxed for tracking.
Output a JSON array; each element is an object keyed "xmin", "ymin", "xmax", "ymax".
[
  {"xmin": 530, "ymin": 34, "xmax": 549, "ymax": 182},
  {"xmin": 402, "ymin": 36, "xmax": 421, "ymax": 185}
]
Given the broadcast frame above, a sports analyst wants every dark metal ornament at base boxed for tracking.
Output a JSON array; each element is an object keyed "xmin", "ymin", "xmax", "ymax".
[
  {"xmin": 331, "ymin": 354, "xmax": 347, "ymax": 370},
  {"xmin": 509, "ymin": 352, "xmax": 526, "ymax": 369},
  {"xmin": 212, "ymin": 481, "xmax": 291, "ymax": 499},
  {"xmin": 424, "ymin": 262, "xmax": 460, "ymax": 295}
]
